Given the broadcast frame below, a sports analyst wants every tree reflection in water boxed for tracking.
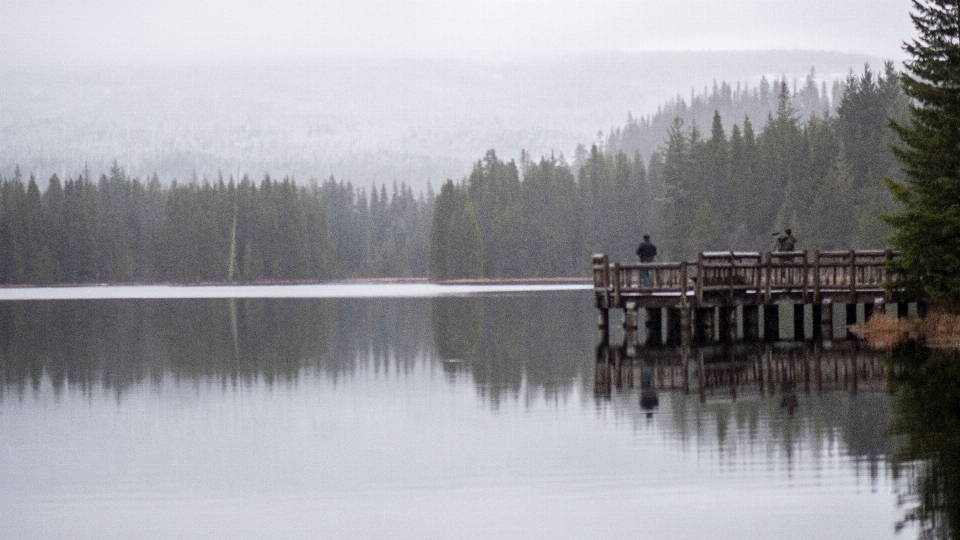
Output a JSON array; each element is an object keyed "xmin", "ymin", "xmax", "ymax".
[
  {"xmin": 4, "ymin": 292, "xmax": 949, "ymax": 539},
  {"xmin": 889, "ymin": 342, "xmax": 960, "ymax": 540},
  {"xmin": 0, "ymin": 292, "xmax": 597, "ymax": 405},
  {"xmin": 430, "ymin": 292, "xmax": 593, "ymax": 407}
]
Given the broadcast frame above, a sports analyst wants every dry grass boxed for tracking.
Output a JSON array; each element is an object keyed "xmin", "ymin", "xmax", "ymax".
[
  {"xmin": 861, "ymin": 309, "xmax": 960, "ymax": 349},
  {"xmin": 860, "ymin": 313, "xmax": 913, "ymax": 349}
]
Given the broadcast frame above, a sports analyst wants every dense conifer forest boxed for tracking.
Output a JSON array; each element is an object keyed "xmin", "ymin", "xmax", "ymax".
[
  {"xmin": 0, "ymin": 63, "xmax": 906, "ymax": 284},
  {"xmin": 0, "ymin": 169, "xmax": 431, "ymax": 284},
  {"xmin": 431, "ymin": 62, "xmax": 907, "ymax": 278}
]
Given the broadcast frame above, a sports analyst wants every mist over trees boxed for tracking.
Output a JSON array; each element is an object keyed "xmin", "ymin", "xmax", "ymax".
[
  {"xmin": 0, "ymin": 63, "xmax": 906, "ymax": 284},
  {"xmin": 605, "ymin": 70, "xmax": 841, "ymax": 162},
  {"xmin": 0, "ymin": 52, "xmax": 879, "ymax": 193}
]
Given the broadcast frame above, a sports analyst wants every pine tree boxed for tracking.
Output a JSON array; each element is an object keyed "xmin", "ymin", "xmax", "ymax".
[
  {"xmin": 429, "ymin": 181, "xmax": 483, "ymax": 280},
  {"xmin": 685, "ymin": 200, "xmax": 721, "ymax": 255},
  {"xmin": 706, "ymin": 110, "xmax": 729, "ymax": 225},
  {"xmin": 809, "ymin": 149, "xmax": 856, "ymax": 249},
  {"xmin": 884, "ymin": 0, "xmax": 960, "ymax": 307}
]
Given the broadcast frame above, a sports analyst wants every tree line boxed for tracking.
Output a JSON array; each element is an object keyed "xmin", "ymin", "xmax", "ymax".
[
  {"xmin": 0, "ymin": 166, "xmax": 431, "ymax": 284},
  {"xmin": 0, "ymin": 63, "xmax": 907, "ymax": 284}
]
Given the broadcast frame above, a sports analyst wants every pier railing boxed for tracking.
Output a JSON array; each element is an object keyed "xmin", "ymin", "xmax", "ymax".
[{"xmin": 592, "ymin": 249, "xmax": 899, "ymax": 308}]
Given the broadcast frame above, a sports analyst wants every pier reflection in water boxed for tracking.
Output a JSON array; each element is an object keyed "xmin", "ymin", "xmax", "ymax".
[
  {"xmin": 595, "ymin": 341, "xmax": 889, "ymax": 405},
  {"xmin": 595, "ymin": 340, "xmax": 896, "ymax": 480}
]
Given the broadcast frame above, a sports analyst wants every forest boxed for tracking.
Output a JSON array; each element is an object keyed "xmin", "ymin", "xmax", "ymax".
[
  {"xmin": 0, "ymin": 169, "xmax": 432, "ymax": 284},
  {"xmin": 0, "ymin": 63, "xmax": 906, "ymax": 284},
  {"xmin": 432, "ymin": 62, "xmax": 907, "ymax": 278}
]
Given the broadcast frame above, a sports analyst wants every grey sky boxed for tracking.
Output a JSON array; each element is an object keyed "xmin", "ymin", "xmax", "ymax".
[{"xmin": 2, "ymin": 0, "xmax": 913, "ymax": 66}]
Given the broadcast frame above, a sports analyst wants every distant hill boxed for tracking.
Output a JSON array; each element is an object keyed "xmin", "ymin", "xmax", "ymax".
[{"xmin": 1, "ymin": 50, "xmax": 883, "ymax": 190}]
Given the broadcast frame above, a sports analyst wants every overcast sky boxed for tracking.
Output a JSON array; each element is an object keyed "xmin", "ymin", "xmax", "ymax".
[{"xmin": 1, "ymin": 0, "xmax": 913, "ymax": 66}]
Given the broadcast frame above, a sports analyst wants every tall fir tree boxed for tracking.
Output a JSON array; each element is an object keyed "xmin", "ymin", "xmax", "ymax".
[{"xmin": 884, "ymin": 0, "xmax": 960, "ymax": 307}]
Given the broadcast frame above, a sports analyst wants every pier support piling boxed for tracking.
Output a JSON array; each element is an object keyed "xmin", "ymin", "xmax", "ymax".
[
  {"xmin": 598, "ymin": 309, "xmax": 610, "ymax": 345},
  {"xmin": 645, "ymin": 307, "xmax": 663, "ymax": 346},
  {"xmin": 743, "ymin": 305, "xmax": 760, "ymax": 341},
  {"xmin": 845, "ymin": 303, "xmax": 858, "ymax": 339},
  {"xmin": 792, "ymin": 304, "xmax": 804, "ymax": 342},
  {"xmin": 623, "ymin": 304, "xmax": 639, "ymax": 348},
  {"xmin": 667, "ymin": 308, "xmax": 683, "ymax": 346},
  {"xmin": 763, "ymin": 305, "xmax": 779, "ymax": 341},
  {"xmin": 820, "ymin": 300, "xmax": 834, "ymax": 340}
]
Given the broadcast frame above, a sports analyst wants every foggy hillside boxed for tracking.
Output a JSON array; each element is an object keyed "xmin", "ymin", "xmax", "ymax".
[{"xmin": 2, "ymin": 50, "xmax": 881, "ymax": 190}]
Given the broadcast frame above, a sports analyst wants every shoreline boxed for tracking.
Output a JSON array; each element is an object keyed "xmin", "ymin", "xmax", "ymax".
[
  {"xmin": 0, "ymin": 276, "xmax": 592, "ymax": 289},
  {"xmin": 862, "ymin": 310, "xmax": 960, "ymax": 350}
]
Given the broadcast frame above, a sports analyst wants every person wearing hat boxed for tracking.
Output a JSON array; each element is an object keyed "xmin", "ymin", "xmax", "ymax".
[{"xmin": 636, "ymin": 232, "xmax": 657, "ymax": 287}]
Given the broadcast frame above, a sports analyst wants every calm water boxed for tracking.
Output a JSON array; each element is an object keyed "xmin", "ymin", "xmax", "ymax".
[{"xmin": 0, "ymin": 286, "xmax": 934, "ymax": 539}]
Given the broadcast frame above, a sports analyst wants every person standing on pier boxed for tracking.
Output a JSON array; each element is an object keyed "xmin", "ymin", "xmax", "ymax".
[
  {"xmin": 636, "ymin": 233, "xmax": 657, "ymax": 287},
  {"xmin": 775, "ymin": 228, "xmax": 797, "ymax": 284},
  {"xmin": 776, "ymin": 229, "xmax": 796, "ymax": 252}
]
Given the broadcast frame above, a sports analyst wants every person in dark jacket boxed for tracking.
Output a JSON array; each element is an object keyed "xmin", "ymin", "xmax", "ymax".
[
  {"xmin": 775, "ymin": 228, "xmax": 797, "ymax": 283},
  {"xmin": 776, "ymin": 228, "xmax": 796, "ymax": 252},
  {"xmin": 636, "ymin": 233, "xmax": 657, "ymax": 287}
]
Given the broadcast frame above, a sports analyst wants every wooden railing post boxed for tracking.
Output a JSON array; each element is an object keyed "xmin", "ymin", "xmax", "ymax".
[
  {"xmin": 695, "ymin": 252, "xmax": 704, "ymax": 305},
  {"xmin": 801, "ymin": 250, "xmax": 809, "ymax": 303},
  {"xmin": 613, "ymin": 263, "xmax": 621, "ymax": 308},
  {"xmin": 752, "ymin": 252, "xmax": 762, "ymax": 304},
  {"xmin": 764, "ymin": 252, "xmax": 772, "ymax": 303},
  {"xmin": 813, "ymin": 250, "xmax": 821, "ymax": 303},
  {"xmin": 884, "ymin": 249, "xmax": 893, "ymax": 302},
  {"xmin": 680, "ymin": 260, "xmax": 689, "ymax": 307},
  {"xmin": 727, "ymin": 250, "xmax": 736, "ymax": 298},
  {"xmin": 849, "ymin": 249, "xmax": 856, "ymax": 298},
  {"xmin": 601, "ymin": 253, "xmax": 610, "ymax": 308}
]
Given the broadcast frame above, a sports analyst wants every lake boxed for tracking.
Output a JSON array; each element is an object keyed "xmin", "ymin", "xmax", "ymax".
[{"xmin": 0, "ymin": 285, "xmax": 928, "ymax": 539}]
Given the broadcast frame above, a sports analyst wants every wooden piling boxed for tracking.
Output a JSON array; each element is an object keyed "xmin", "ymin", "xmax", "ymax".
[{"xmin": 821, "ymin": 300, "xmax": 834, "ymax": 340}]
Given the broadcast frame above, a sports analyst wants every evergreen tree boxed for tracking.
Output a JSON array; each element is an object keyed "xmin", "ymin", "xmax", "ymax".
[
  {"xmin": 579, "ymin": 145, "xmax": 616, "ymax": 257},
  {"xmin": 685, "ymin": 200, "xmax": 722, "ymax": 255},
  {"xmin": 429, "ymin": 181, "xmax": 483, "ymax": 280},
  {"xmin": 759, "ymin": 83, "xmax": 804, "ymax": 235},
  {"xmin": 885, "ymin": 0, "xmax": 960, "ymax": 307},
  {"xmin": 657, "ymin": 118, "xmax": 693, "ymax": 259},
  {"xmin": 43, "ymin": 174, "xmax": 66, "ymax": 282},
  {"xmin": 809, "ymin": 149, "xmax": 856, "ymax": 249},
  {"xmin": 734, "ymin": 116, "xmax": 761, "ymax": 242},
  {"xmin": 466, "ymin": 150, "xmax": 520, "ymax": 278},
  {"xmin": 520, "ymin": 156, "xmax": 582, "ymax": 276},
  {"xmin": 0, "ymin": 174, "xmax": 28, "ymax": 283},
  {"xmin": 706, "ymin": 111, "xmax": 730, "ymax": 227}
]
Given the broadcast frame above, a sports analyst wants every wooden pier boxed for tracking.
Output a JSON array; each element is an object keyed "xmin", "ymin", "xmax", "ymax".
[{"xmin": 592, "ymin": 249, "xmax": 913, "ymax": 346}]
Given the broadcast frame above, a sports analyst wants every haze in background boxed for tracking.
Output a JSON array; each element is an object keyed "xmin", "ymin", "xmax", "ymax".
[
  {"xmin": 1, "ymin": 0, "xmax": 911, "ymax": 65},
  {"xmin": 0, "ymin": 0, "xmax": 914, "ymax": 189}
]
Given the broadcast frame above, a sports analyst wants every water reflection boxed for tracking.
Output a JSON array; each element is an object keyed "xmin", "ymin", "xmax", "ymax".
[
  {"xmin": 431, "ymin": 293, "xmax": 593, "ymax": 405},
  {"xmin": 595, "ymin": 341, "xmax": 890, "ymax": 401},
  {"xmin": 596, "ymin": 341, "xmax": 895, "ymax": 477},
  {"xmin": 0, "ymin": 291, "xmax": 921, "ymax": 539},
  {"xmin": 889, "ymin": 342, "xmax": 960, "ymax": 539},
  {"xmin": 0, "ymin": 292, "xmax": 596, "ymax": 404}
]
